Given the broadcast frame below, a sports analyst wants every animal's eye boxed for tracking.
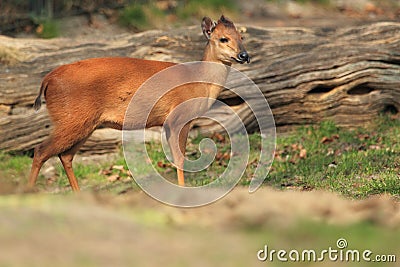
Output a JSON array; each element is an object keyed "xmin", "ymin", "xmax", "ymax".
[{"xmin": 219, "ymin": 37, "xmax": 229, "ymax": 43}]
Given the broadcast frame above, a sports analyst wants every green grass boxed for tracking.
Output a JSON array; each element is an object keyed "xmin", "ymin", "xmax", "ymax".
[
  {"xmin": 1, "ymin": 115, "xmax": 399, "ymax": 266},
  {"xmin": 139, "ymin": 115, "xmax": 400, "ymax": 198},
  {"xmin": 175, "ymin": 0, "xmax": 238, "ymax": 21},
  {"xmin": 35, "ymin": 19, "xmax": 60, "ymax": 39},
  {"xmin": 268, "ymin": 116, "xmax": 400, "ymax": 199},
  {"xmin": 295, "ymin": 0, "xmax": 331, "ymax": 4},
  {"xmin": 56, "ymin": 163, "xmax": 104, "ymax": 188},
  {"xmin": 118, "ymin": 0, "xmax": 238, "ymax": 31},
  {"xmin": 0, "ymin": 115, "xmax": 399, "ymax": 197},
  {"xmin": 54, "ymin": 154, "xmax": 138, "ymax": 193},
  {"xmin": 118, "ymin": 3, "xmax": 151, "ymax": 31},
  {"xmin": 266, "ymin": 0, "xmax": 331, "ymax": 5},
  {"xmin": 0, "ymin": 152, "xmax": 32, "ymax": 192},
  {"xmin": 0, "ymin": 153, "xmax": 31, "ymax": 179}
]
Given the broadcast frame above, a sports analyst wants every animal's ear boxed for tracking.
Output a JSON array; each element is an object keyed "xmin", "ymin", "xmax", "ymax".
[
  {"xmin": 218, "ymin": 15, "xmax": 227, "ymax": 24},
  {"xmin": 201, "ymin": 17, "xmax": 216, "ymax": 40}
]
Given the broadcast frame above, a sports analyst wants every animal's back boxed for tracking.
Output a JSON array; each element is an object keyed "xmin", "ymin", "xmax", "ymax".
[
  {"xmin": 41, "ymin": 57, "xmax": 177, "ymax": 127},
  {"xmin": 43, "ymin": 57, "xmax": 176, "ymax": 100}
]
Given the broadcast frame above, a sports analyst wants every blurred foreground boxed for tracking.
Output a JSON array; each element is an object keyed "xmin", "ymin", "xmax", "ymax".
[{"xmin": 0, "ymin": 187, "xmax": 399, "ymax": 267}]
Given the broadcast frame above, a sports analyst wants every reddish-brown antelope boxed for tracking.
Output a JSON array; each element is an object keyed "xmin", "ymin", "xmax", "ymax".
[{"xmin": 29, "ymin": 15, "xmax": 250, "ymax": 191}]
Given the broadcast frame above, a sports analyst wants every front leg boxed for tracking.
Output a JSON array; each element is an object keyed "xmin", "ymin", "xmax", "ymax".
[{"xmin": 165, "ymin": 123, "xmax": 191, "ymax": 186}]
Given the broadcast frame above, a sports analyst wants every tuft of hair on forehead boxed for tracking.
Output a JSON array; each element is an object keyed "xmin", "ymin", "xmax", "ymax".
[{"xmin": 217, "ymin": 15, "xmax": 235, "ymax": 29}]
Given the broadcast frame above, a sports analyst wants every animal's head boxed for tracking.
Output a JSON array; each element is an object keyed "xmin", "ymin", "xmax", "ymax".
[{"xmin": 202, "ymin": 15, "xmax": 250, "ymax": 65}]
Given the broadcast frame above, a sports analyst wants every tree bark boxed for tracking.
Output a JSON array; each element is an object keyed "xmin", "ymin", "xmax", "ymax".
[{"xmin": 0, "ymin": 22, "xmax": 399, "ymax": 154}]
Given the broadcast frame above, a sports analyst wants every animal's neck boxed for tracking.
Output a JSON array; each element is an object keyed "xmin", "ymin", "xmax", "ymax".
[
  {"xmin": 199, "ymin": 43, "xmax": 231, "ymax": 99},
  {"xmin": 202, "ymin": 44, "xmax": 232, "ymax": 67}
]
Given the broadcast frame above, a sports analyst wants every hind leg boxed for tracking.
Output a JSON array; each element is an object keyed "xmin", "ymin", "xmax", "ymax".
[
  {"xmin": 28, "ymin": 137, "xmax": 56, "ymax": 188},
  {"xmin": 58, "ymin": 138, "xmax": 88, "ymax": 192},
  {"xmin": 28, "ymin": 126, "xmax": 94, "ymax": 190}
]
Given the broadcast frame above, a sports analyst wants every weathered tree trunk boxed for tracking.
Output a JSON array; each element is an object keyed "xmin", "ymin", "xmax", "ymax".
[{"xmin": 0, "ymin": 22, "xmax": 399, "ymax": 154}]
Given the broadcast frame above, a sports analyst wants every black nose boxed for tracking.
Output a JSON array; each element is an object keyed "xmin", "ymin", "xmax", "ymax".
[{"xmin": 238, "ymin": 51, "xmax": 250, "ymax": 63}]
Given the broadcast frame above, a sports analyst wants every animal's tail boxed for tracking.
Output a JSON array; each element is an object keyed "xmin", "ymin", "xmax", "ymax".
[{"xmin": 33, "ymin": 82, "xmax": 47, "ymax": 111}]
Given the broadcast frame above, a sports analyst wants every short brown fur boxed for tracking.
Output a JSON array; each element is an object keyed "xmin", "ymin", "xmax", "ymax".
[{"xmin": 29, "ymin": 16, "xmax": 249, "ymax": 191}]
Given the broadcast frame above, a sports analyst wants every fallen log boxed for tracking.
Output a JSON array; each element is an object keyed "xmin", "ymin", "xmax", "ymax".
[{"xmin": 0, "ymin": 21, "xmax": 399, "ymax": 154}]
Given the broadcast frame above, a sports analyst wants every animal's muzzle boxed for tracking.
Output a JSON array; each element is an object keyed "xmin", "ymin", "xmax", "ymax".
[{"xmin": 238, "ymin": 51, "xmax": 250, "ymax": 64}]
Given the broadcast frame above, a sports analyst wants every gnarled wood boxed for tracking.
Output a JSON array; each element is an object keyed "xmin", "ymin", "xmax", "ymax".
[{"xmin": 1, "ymin": 22, "xmax": 399, "ymax": 154}]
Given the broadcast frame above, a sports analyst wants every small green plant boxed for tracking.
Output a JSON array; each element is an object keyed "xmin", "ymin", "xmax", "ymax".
[
  {"xmin": 118, "ymin": 0, "xmax": 238, "ymax": 31},
  {"xmin": 266, "ymin": 0, "xmax": 331, "ymax": 4},
  {"xmin": 119, "ymin": 4, "xmax": 149, "ymax": 30},
  {"xmin": 35, "ymin": 19, "xmax": 60, "ymax": 39},
  {"xmin": 294, "ymin": 0, "xmax": 330, "ymax": 4},
  {"xmin": 176, "ymin": 0, "xmax": 238, "ymax": 20}
]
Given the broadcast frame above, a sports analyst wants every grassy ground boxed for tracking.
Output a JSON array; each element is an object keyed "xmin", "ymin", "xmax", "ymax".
[
  {"xmin": 1, "ymin": 115, "xmax": 399, "ymax": 198},
  {"xmin": 1, "ymin": 116, "xmax": 399, "ymax": 266},
  {"xmin": 269, "ymin": 116, "xmax": 400, "ymax": 199},
  {"xmin": 158, "ymin": 115, "xmax": 400, "ymax": 199}
]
